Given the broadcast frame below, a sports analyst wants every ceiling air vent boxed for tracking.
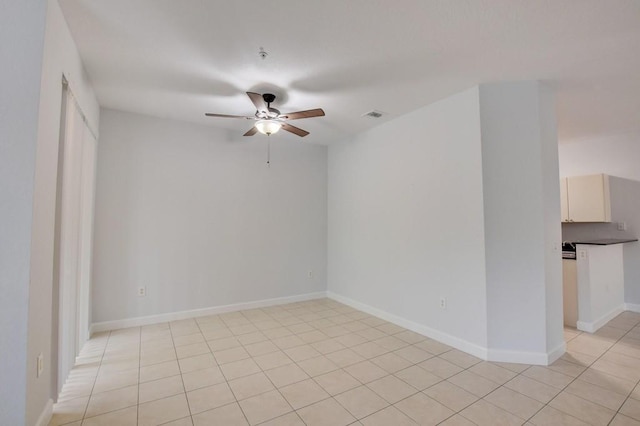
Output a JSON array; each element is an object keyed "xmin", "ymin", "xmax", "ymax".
[{"xmin": 362, "ymin": 110, "xmax": 385, "ymax": 119}]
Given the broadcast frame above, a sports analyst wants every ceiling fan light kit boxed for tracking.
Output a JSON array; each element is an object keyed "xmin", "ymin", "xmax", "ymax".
[
  {"xmin": 255, "ymin": 120, "xmax": 281, "ymax": 135},
  {"xmin": 205, "ymin": 92, "xmax": 325, "ymax": 138}
]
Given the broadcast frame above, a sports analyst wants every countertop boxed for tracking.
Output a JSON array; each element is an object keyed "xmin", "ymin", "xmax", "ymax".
[{"xmin": 574, "ymin": 238, "xmax": 638, "ymax": 245}]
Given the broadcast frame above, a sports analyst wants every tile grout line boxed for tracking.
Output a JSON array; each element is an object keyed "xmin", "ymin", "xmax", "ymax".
[
  {"xmin": 56, "ymin": 301, "xmax": 437, "ymax": 425},
  {"xmin": 521, "ymin": 319, "xmax": 640, "ymax": 426},
  {"xmin": 170, "ymin": 320, "xmax": 197, "ymax": 425},
  {"xmin": 213, "ymin": 306, "xmax": 451, "ymax": 424},
  {"xmin": 567, "ymin": 322, "xmax": 640, "ymax": 422},
  {"xmin": 219, "ymin": 307, "xmax": 311, "ymax": 425},
  {"xmin": 58, "ymin": 302, "xmax": 640, "ymax": 426},
  {"xmin": 293, "ymin": 303, "xmax": 400, "ymax": 425},
  {"xmin": 452, "ymin": 326, "xmax": 627, "ymax": 425},
  {"xmin": 62, "ymin": 312, "xmax": 528, "ymax": 422},
  {"xmin": 606, "ymin": 320, "xmax": 640, "ymax": 426},
  {"xmin": 428, "ymin": 324, "xmax": 634, "ymax": 425},
  {"xmin": 195, "ymin": 313, "xmax": 251, "ymax": 426},
  {"xmin": 78, "ymin": 329, "xmax": 111, "ymax": 423},
  {"xmin": 233, "ymin": 303, "xmax": 386, "ymax": 424},
  {"xmin": 127, "ymin": 304, "xmax": 499, "ymax": 424},
  {"xmin": 286, "ymin": 311, "xmax": 636, "ymax": 425},
  {"xmin": 321, "ymin": 312, "xmax": 505, "ymax": 424},
  {"xmin": 223, "ymin": 310, "xmax": 280, "ymax": 425},
  {"xmin": 236, "ymin": 308, "xmax": 409, "ymax": 424},
  {"xmin": 71, "ymin": 330, "xmax": 127, "ymax": 423},
  {"xmin": 82, "ymin": 317, "xmax": 528, "ymax": 425}
]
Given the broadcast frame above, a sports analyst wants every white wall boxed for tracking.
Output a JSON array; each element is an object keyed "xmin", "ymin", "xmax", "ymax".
[
  {"xmin": 611, "ymin": 178, "xmax": 640, "ymax": 306},
  {"xmin": 27, "ymin": 0, "xmax": 100, "ymax": 423},
  {"xmin": 328, "ymin": 87, "xmax": 489, "ymax": 351},
  {"xmin": 0, "ymin": 1, "xmax": 47, "ymax": 425},
  {"xmin": 479, "ymin": 82, "xmax": 563, "ymax": 360},
  {"xmin": 328, "ymin": 84, "xmax": 563, "ymax": 364},
  {"xmin": 92, "ymin": 109, "xmax": 327, "ymax": 323},
  {"xmin": 559, "ymin": 134, "xmax": 640, "ymax": 182}
]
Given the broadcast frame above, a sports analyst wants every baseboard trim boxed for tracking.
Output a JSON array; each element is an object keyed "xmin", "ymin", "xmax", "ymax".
[
  {"xmin": 90, "ymin": 289, "xmax": 566, "ymax": 365},
  {"xmin": 488, "ymin": 341, "xmax": 566, "ymax": 365},
  {"xmin": 577, "ymin": 304, "xmax": 625, "ymax": 333},
  {"xmin": 547, "ymin": 342, "xmax": 567, "ymax": 364},
  {"xmin": 91, "ymin": 291, "xmax": 327, "ymax": 334},
  {"xmin": 326, "ymin": 291, "xmax": 488, "ymax": 360},
  {"xmin": 624, "ymin": 303, "xmax": 640, "ymax": 313},
  {"xmin": 35, "ymin": 398, "xmax": 53, "ymax": 426},
  {"xmin": 327, "ymin": 291, "xmax": 562, "ymax": 365}
]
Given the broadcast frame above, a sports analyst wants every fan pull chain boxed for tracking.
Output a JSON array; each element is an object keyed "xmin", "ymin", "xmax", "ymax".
[{"xmin": 267, "ymin": 135, "xmax": 271, "ymax": 167}]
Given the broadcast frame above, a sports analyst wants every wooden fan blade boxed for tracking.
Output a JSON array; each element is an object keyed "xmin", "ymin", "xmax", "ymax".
[
  {"xmin": 243, "ymin": 126, "xmax": 258, "ymax": 136},
  {"xmin": 247, "ymin": 92, "xmax": 267, "ymax": 113},
  {"xmin": 280, "ymin": 108, "xmax": 325, "ymax": 120},
  {"xmin": 205, "ymin": 113, "xmax": 254, "ymax": 119},
  {"xmin": 281, "ymin": 123, "xmax": 309, "ymax": 137}
]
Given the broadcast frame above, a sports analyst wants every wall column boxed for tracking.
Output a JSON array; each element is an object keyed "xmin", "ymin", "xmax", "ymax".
[
  {"xmin": 479, "ymin": 81, "xmax": 564, "ymax": 363},
  {"xmin": 0, "ymin": 1, "xmax": 47, "ymax": 425}
]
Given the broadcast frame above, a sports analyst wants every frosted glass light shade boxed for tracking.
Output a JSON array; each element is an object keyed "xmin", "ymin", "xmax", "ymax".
[{"xmin": 255, "ymin": 120, "xmax": 282, "ymax": 135}]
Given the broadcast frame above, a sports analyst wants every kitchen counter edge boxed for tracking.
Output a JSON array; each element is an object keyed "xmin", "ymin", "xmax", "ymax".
[{"xmin": 573, "ymin": 238, "xmax": 638, "ymax": 246}]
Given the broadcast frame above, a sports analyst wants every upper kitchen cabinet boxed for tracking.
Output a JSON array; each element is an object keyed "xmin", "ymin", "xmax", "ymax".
[{"xmin": 561, "ymin": 174, "xmax": 611, "ymax": 222}]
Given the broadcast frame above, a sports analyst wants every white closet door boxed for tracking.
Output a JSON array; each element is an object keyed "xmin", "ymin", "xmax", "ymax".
[
  {"xmin": 76, "ymin": 123, "xmax": 97, "ymax": 349},
  {"xmin": 58, "ymin": 94, "xmax": 84, "ymax": 386},
  {"xmin": 57, "ymin": 87, "xmax": 97, "ymax": 392}
]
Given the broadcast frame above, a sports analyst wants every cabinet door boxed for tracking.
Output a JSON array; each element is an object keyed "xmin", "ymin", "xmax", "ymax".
[
  {"xmin": 560, "ymin": 178, "xmax": 569, "ymax": 222},
  {"xmin": 567, "ymin": 174, "xmax": 611, "ymax": 222}
]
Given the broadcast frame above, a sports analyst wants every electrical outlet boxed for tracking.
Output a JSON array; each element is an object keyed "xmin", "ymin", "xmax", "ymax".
[
  {"xmin": 578, "ymin": 250, "xmax": 587, "ymax": 260},
  {"xmin": 37, "ymin": 353, "xmax": 44, "ymax": 378},
  {"xmin": 440, "ymin": 298, "xmax": 447, "ymax": 309},
  {"xmin": 617, "ymin": 222, "xmax": 627, "ymax": 231},
  {"xmin": 138, "ymin": 286, "xmax": 146, "ymax": 297},
  {"xmin": 308, "ymin": 270, "xmax": 314, "ymax": 279}
]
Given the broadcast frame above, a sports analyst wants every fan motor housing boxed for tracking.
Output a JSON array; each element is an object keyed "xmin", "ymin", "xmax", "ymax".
[{"xmin": 263, "ymin": 93, "xmax": 276, "ymax": 104}]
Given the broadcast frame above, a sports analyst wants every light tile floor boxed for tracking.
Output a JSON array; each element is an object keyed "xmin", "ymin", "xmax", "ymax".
[{"xmin": 49, "ymin": 299, "xmax": 640, "ymax": 426}]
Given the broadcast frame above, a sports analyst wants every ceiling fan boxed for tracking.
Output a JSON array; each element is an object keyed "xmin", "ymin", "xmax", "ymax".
[{"xmin": 205, "ymin": 92, "xmax": 325, "ymax": 137}]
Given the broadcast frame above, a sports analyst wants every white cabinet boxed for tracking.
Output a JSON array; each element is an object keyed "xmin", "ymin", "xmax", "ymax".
[{"xmin": 560, "ymin": 174, "xmax": 611, "ymax": 223}]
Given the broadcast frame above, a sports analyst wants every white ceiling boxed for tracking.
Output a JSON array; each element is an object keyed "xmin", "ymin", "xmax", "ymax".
[{"xmin": 59, "ymin": 0, "xmax": 640, "ymax": 145}]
